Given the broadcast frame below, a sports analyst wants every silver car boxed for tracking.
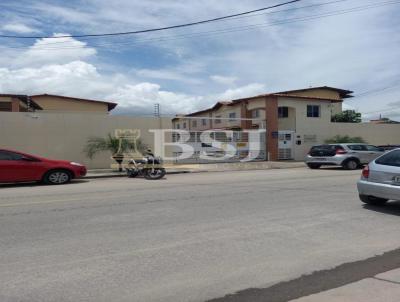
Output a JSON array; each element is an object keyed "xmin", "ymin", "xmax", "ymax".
[
  {"xmin": 357, "ymin": 149, "xmax": 400, "ymax": 205},
  {"xmin": 305, "ymin": 143, "xmax": 385, "ymax": 170}
]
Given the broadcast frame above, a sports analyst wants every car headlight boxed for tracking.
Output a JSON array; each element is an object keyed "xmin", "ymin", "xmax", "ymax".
[{"xmin": 70, "ymin": 162, "xmax": 83, "ymax": 166}]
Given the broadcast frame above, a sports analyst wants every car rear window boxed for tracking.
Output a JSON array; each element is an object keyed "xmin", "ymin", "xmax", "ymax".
[
  {"xmin": 311, "ymin": 145, "xmax": 340, "ymax": 151},
  {"xmin": 347, "ymin": 145, "xmax": 367, "ymax": 151},
  {"xmin": 375, "ymin": 150, "xmax": 400, "ymax": 167}
]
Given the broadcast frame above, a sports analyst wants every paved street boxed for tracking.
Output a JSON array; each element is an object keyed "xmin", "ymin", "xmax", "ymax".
[{"xmin": 1, "ymin": 168, "xmax": 400, "ymax": 302}]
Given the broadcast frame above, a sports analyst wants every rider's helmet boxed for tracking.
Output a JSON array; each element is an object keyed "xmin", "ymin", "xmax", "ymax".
[{"xmin": 146, "ymin": 148, "xmax": 154, "ymax": 157}]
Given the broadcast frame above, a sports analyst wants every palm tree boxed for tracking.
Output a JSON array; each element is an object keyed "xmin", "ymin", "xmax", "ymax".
[{"xmin": 84, "ymin": 134, "xmax": 148, "ymax": 171}]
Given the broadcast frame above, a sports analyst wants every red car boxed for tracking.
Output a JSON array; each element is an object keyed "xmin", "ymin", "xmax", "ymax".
[{"xmin": 0, "ymin": 149, "xmax": 87, "ymax": 185}]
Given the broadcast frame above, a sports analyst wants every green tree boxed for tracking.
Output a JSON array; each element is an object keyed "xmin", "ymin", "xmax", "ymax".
[
  {"xmin": 324, "ymin": 135, "xmax": 366, "ymax": 144},
  {"xmin": 331, "ymin": 110, "xmax": 362, "ymax": 123},
  {"xmin": 84, "ymin": 134, "xmax": 147, "ymax": 159}
]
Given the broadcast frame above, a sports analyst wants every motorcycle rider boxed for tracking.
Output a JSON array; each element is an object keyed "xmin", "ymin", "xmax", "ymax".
[{"xmin": 145, "ymin": 148, "xmax": 154, "ymax": 157}]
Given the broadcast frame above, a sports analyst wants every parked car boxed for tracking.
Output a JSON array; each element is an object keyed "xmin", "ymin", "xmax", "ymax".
[
  {"xmin": 378, "ymin": 144, "xmax": 400, "ymax": 151},
  {"xmin": 305, "ymin": 143, "xmax": 385, "ymax": 170},
  {"xmin": 357, "ymin": 148, "xmax": 400, "ymax": 205},
  {"xmin": 0, "ymin": 149, "xmax": 87, "ymax": 185}
]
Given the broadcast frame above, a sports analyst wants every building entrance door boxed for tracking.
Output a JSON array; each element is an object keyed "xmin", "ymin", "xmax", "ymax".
[{"xmin": 278, "ymin": 131, "xmax": 295, "ymax": 160}]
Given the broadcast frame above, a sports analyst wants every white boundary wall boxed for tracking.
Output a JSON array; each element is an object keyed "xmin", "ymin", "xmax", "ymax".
[
  {"xmin": 0, "ymin": 112, "xmax": 172, "ymax": 169},
  {"xmin": 293, "ymin": 123, "xmax": 400, "ymax": 160},
  {"xmin": 1, "ymin": 112, "xmax": 399, "ymax": 167}
]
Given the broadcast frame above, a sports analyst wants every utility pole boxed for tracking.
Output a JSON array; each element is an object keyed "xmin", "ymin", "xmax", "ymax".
[
  {"xmin": 154, "ymin": 104, "xmax": 162, "ymax": 155},
  {"xmin": 154, "ymin": 103, "xmax": 160, "ymax": 117},
  {"xmin": 27, "ymin": 96, "xmax": 31, "ymax": 112}
]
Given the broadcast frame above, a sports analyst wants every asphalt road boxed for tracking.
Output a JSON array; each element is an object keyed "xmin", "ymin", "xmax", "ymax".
[{"xmin": 1, "ymin": 168, "xmax": 400, "ymax": 302}]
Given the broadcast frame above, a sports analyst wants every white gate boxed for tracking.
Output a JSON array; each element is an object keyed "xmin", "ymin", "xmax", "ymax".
[
  {"xmin": 172, "ymin": 130, "xmax": 266, "ymax": 163},
  {"xmin": 278, "ymin": 131, "xmax": 295, "ymax": 160}
]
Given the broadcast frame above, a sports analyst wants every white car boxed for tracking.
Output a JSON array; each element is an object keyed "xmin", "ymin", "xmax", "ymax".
[
  {"xmin": 305, "ymin": 143, "xmax": 384, "ymax": 170},
  {"xmin": 357, "ymin": 148, "xmax": 400, "ymax": 205}
]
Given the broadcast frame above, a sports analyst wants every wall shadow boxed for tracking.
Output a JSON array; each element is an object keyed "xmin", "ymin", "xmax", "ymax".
[{"xmin": 0, "ymin": 179, "xmax": 89, "ymax": 189}]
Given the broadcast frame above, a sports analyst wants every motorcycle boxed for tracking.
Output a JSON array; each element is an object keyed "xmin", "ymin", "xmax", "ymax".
[{"xmin": 126, "ymin": 151, "xmax": 166, "ymax": 180}]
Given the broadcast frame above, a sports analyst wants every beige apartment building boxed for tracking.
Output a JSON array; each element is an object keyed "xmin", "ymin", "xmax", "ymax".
[
  {"xmin": 172, "ymin": 86, "xmax": 354, "ymax": 161},
  {"xmin": 0, "ymin": 94, "xmax": 42, "ymax": 112},
  {"xmin": 0, "ymin": 93, "xmax": 117, "ymax": 113}
]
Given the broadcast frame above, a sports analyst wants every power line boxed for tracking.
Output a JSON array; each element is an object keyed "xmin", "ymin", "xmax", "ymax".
[
  {"xmin": 362, "ymin": 105, "xmax": 400, "ymax": 115},
  {"xmin": 3, "ymin": 0, "xmax": 399, "ymax": 51},
  {"xmin": 352, "ymin": 81, "xmax": 400, "ymax": 99},
  {"xmin": 0, "ymin": 0, "xmax": 302, "ymax": 39},
  {"xmin": 0, "ymin": 0, "xmax": 353, "ymax": 48}
]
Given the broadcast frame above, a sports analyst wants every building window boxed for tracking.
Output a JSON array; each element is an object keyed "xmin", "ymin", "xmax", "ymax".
[
  {"xmin": 215, "ymin": 116, "xmax": 221, "ymax": 124},
  {"xmin": 202, "ymin": 119, "xmax": 207, "ymax": 126},
  {"xmin": 307, "ymin": 105, "xmax": 320, "ymax": 118},
  {"xmin": 0, "ymin": 102, "xmax": 12, "ymax": 112},
  {"xmin": 176, "ymin": 123, "xmax": 180, "ymax": 129},
  {"xmin": 229, "ymin": 112, "xmax": 236, "ymax": 121},
  {"xmin": 251, "ymin": 109, "xmax": 260, "ymax": 118},
  {"xmin": 192, "ymin": 120, "xmax": 197, "ymax": 127},
  {"xmin": 278, "ymin": 107, "xmax": 289, "ymax": 118},
  {"xmin": 278, "ymin": 107, "xmax": 288, "ymax": 118},
  {"xmin": 183, "ymin": 122, "xmax": 187, "ymax": 128}
]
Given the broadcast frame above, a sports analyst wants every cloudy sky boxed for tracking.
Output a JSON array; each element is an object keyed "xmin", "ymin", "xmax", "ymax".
[{"xmin": 0, "ymin": 0, "xmax": 399, "ymax": 120}]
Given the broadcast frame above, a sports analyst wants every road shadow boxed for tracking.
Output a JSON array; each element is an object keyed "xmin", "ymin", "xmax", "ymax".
[
  {"xmin": 208, "ymin": 247, "xmax": 400, "ymax": 302},
  {"xmin": 0, "ymin": 179, "xmax": 89, "ymax": 189},
  {"xmin": 363, "ymin": 201, "xmax": 400, "ymax": 216}
]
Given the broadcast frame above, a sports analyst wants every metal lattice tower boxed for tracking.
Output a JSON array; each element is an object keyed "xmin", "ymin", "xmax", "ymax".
[{"xmin": 154, "ymin": 103, "xmax": 160, "ymax": 117}]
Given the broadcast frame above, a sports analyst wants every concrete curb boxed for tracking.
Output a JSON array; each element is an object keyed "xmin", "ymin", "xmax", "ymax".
[
  {"xmin": 84, "ymin": 170, "xmax": 191, "ymax": 179},
  {"xmin": 84, "ymin": 162, "xmax": 306, "ymax": 179}
]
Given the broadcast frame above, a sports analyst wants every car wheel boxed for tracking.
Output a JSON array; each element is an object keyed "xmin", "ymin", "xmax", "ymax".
[
  {"xmin": 307, "ymin": 163, "xmax": 321, "ymax": 169},
  {"xmin": 43, "ymin": 170, "xmax": 72, "ymax": 185},
  {"xmin": 359, "ymin": 194, "xmax": 388, "ymax": 206},
  {"xmin": 343, "ymin": 159, "xmax": 359, "ymax": 170}
]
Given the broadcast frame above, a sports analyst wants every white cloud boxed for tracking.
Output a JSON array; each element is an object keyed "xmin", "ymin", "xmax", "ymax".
[
  {"xmin": 342, "ymin": 103, "xmax": 356, "ymax": 111},
  {"xmin": 0, "ymin": 61, "xmax": 107, "ymax": 96},
  {"xmin": 31, "ymin": 3, "xmax": 97, "ymax": 26},
  {"xmin": 108, "ymin": 83, "xmax": 202, "ymax": 114},
  {"xmin": 0, "ymin": 35, "xmax": 264, "ymax": 115},
  {"xmin": 135, "ymin": 68, "xmax": 202, "ymax": 85},
  {"xmin": 2, "ymin": 23, "xmax": 38, "ymax": 34},
  {"xmin": 387, "ymin": 100, "xmax": 400, "ymax": 108},
  {"xmin": 216, "ymin": 83, "xmax": 266, "ymax": 101},
  {"xmin": 210, "ymin": 75, "xmax": 237, "ymax": 85},
  {"xmin": 14, "ymin": 34, "xmax": 97, "ymax": 67},
  {"xmin": 1, "ymin": 0, "xmax": 399, "ymax": 118}
]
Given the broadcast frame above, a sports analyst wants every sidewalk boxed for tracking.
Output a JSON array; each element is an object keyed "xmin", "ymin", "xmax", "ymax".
[
  {"xmin": 84, "ymin": 161, "xmax": 306, "ymax": 179},
  {"xmin": 291, "ymin": 268, "xmax": 400, "ymax": 302}
]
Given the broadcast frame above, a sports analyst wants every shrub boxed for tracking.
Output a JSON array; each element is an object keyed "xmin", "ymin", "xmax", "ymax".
[{"xmin": 324, "ymin": 135, "xmax": 366, "ymax": 144}]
